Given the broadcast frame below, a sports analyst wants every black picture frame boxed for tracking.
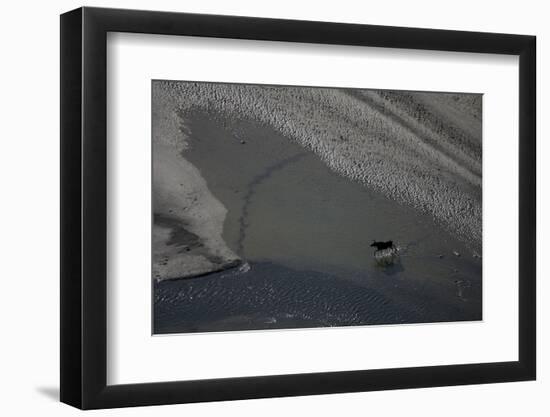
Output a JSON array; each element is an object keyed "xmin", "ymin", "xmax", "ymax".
[{"xmin": 60, "ymin": 6, "xmax": 536, "ymax": 410}]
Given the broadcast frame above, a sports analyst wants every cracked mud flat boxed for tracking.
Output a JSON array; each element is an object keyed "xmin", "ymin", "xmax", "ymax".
[{"xmin": 152, "ymin": 81, "xmax": 482, "ymax": 334}]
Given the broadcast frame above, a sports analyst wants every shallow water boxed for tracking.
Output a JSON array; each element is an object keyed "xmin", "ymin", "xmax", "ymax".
[
  {"xmin": 154, "ymin": 262, "xmax": 478, "ymax": 334},
  {"xmin": 153, "ymin": 111, "xmax": 481, "ymax": 334}
]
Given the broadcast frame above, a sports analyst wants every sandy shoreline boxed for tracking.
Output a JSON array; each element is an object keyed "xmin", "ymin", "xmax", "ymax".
[
  {"xmin": 152, "ymin": 81, "xmax": 482, "ymax": 284},
  {"xmin": 155, "ymin": 81, "xmax": 482, "ymax": 251},
  {"xmin": 152, "ymin": 87, "xmax": 240, "ymax": 281}
]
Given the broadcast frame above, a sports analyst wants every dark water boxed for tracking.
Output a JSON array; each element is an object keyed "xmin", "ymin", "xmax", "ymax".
[
  {"xmin": 153, "ymin": 111, "xmax": 482, "ymax": 334},
  {"xmin": 155, "ymin": 262, "xmax": 479, "ymax": 334}
]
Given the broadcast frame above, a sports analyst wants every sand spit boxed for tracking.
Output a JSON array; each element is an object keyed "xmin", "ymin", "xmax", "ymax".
[
  {"xmin": 155, "ymin": 81, "xmax": 482, "ymax": 251},
  {"xmin": 152, "ymin": 88, "xmax": 240, "ymax": 281}
]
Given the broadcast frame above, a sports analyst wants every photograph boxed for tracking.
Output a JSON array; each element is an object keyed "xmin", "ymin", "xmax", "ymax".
[
  {"xmin": 52, "ymin": 2, "xmax": 539, "ymax": 412},
  {"xmin": 152, "ymin": 81, "xmax": 483, "ymax": 334}
]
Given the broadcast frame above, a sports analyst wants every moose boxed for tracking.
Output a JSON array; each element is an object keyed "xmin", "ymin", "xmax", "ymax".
[{"xmin": 370, "ymin": 240, "xmax": 396, "ymax": 253}]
